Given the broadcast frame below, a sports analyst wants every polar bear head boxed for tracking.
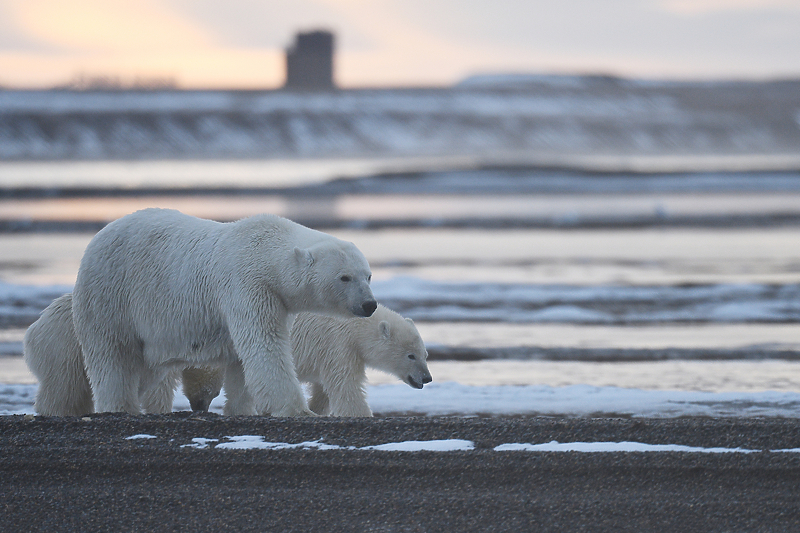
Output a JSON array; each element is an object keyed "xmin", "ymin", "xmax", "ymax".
[
  {"xmin": 293, "ymin": 240, "xmax": 377, "ymax": 318},
  {"xmin": 367, "ymin": 306, "xmax": 432, "ymax": 389}
]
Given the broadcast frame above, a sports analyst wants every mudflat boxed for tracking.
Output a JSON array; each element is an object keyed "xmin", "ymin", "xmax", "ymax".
[{"xmin": 2, "ymin": 414, "xmax": 800, "ymax": 532}]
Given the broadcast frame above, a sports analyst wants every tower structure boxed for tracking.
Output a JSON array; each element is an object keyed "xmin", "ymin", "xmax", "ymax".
[{"xmin": 284, "ymin": 31, "xmax": 335, "ymax": 90}]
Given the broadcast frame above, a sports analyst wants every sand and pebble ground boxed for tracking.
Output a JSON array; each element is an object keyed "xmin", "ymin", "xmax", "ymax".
[{"xmin": 2, "ymin": 413, "xmax": 800, "ymax": 532}]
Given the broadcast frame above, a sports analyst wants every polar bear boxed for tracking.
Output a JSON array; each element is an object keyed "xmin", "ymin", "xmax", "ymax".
[
  {"xmin": 71, "ymin": 208, "xmax": 377, "ymax": 416},
  {"xmin": 26, "ymin": 298, "xmax": 429, "ymax": 417},
  {"xmin": 26, "ymin": 294, "xmax": 189, "ymax": 415},
  {"xmin": 182, "ymin": 304, "xmax": 432, "ymax": 417},
  {"xmin": 25, "ymin": 293, "xmax": 193, "ymax": 416},
  {"xmin": 24, "ymin": 294, "xmax": 93, "ymax": 416},
  {"xmin": 294, "ymin": 304, "xmax": 432, "ymax": 416},
  {"xmin": 181, "ymin": 365, "xmax": 225, "ymax": 412}
]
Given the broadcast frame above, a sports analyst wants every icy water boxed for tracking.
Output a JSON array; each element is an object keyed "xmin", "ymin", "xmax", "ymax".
[{"xmin": 2, "ymin": 159, "xmax": 800, "ymax": 416}]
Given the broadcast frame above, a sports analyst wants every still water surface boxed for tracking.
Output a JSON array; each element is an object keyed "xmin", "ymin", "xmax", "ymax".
[{"xmin": 2, "ymin": 160, "xmax": 799, "ymax": 396}]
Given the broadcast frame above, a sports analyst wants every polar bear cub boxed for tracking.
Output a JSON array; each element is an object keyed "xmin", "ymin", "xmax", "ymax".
[
  {"xmin": 293, "ymin": 304, "xmax": 432, "ymax": 416},
  {"xmin": 71, "ymin": 208, "xmax": 376, "ymax": 416},
  {"xmin": 183, "ymin": 304, "xmax": 432, "ymax": 416}
]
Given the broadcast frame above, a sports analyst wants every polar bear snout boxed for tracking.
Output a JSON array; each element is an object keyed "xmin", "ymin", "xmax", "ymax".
[
  {"xmin": 407, "ymin": 369, "xmax": 433, "ymax": 389},
  {"xmin": 360, "ymin": 300, "xmax": 378, "ymax": 317}
]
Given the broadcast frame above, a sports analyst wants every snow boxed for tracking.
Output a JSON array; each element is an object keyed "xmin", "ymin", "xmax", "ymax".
[
  {"xmin": 189, "ymin": 437, "xmax": 475, "ymax": 452},
  {"xmin": 128, "ymin": 435, "xmax": 800, "ymax": 454},
  {"xmin": 494, "ymin": 441, "xmax": 759, "ymax": 453},
  {"xmin": 181, "ymin": 438, "xmax": 219, "ymax": 449},
  {"xmin": 1, "ymin": 82, "xmax": 793, "ymax": 160},
  {"xmin": 5, "ymin": 382, "xmax": 800, "ymax": 419},
  {"xmin": 215, "ymin": 437, "xmax": 343, "ymax": 451},
  {"xmin": 367, "ymin": 382, "xmax": 800, "ymax": 418},
  {"xmin": 457, "ymin": 73, "xmax": 591, "ymax": 89},
  {"xmin": 0, "ymin": 89, "xmax": 672, "ymax": 120},
  {"xmin": 125, "ymin": 434, "xmax": 157, "ymax": 440},
  {"xmin": 361, "ymin": 439, "xmax": 475, "ymax": 452}
]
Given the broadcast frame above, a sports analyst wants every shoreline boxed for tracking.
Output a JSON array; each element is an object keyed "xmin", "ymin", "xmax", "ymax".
[{"xmin": 4, "ymin": 155, "xmax": 800, "ymax": 196}]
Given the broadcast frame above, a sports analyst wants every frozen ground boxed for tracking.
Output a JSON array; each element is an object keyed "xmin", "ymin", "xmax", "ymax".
[
  {"xmin": 4, "ymin": 415, "xmax": 800, "ymax": 531},
  {"xmin": 1, "ymin": 77, "xmax": 799, "ymax": 160}
]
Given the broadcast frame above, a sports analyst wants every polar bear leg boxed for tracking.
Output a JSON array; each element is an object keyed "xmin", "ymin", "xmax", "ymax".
[
  {"xmin": 81, "ymin": 336, "xmax": 144, "ymax": 414},
  {"xmin": 240, "ymin": 347, "xmax": 311, "ymax": 416},
  {"xmin": 324, "ymin": 380, "xmax": 373, "ymax": 417},
  {"xmin": 226, "ymin": 307, "xmax": 312, "ymax": 416},
  {"xmin": 223, "ymin": 359, "xmax": 255, "ymax": 416},
  {"xmin": 139, "ymin": 367, "xmax": 179, "ymax": 414},
  {"xmin": 308, "ymin": 382, "xmax": 330, "ymax": 415}
]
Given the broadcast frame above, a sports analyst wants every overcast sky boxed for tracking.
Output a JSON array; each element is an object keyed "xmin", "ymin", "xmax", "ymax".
[{"xmin": 1, "ymin": 0, "xmax": 799, "ymax": 89}]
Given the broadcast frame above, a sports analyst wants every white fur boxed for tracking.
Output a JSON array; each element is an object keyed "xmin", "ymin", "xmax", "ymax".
[
  {"xmin": 70, "ymin": 208, "xmax": 376, "ymax": 416},
  {"xmin": 292, "ymin": 304, "xmax": 432, "ymax": 417},
  {"xmin": 25, "ymin": 293, "xmax": 184, "ymax": 416},
  {"xmin": 183, "ymin": 304, "xmax": 432, "ymax": 416},
  {"xmin": 25, "ymin": 298, "xmax": 429, "ymax": 418},
  {"xmin": 24, "ymin": 294, "xmax": 93, "ymax": 416}
]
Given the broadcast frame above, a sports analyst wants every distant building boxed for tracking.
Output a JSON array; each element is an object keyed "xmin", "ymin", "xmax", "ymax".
[{"xmin": 284, "ymin": 31, "xmax": 335, "ymax": 91}]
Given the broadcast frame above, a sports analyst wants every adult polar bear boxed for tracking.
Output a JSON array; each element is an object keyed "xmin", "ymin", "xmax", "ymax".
[
  {"xmin": 72, "ymin": 208, "xmax": 377, "ymax": 416},
  {"xmin": 26, "ymin": 298, "xmax": 431, "ymax": 417}
]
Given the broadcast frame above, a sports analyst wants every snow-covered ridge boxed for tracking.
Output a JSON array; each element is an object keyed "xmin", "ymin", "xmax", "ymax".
[
  {"xmin": 1, "ymin": 79, "xmax": 798, "ymax": 159},
  {"xmin": 0, "ymin": 89, "xmax": 674, "ymax": 118}
]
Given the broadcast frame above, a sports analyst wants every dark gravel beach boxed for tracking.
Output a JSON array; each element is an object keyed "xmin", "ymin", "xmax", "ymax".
[{"xmin": 2, "ymin": 414, "xmax": 800, "ymax": 532}]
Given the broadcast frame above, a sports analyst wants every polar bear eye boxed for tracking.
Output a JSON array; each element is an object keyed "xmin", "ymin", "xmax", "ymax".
[
  {"xmin": 407, "ymin": 354, "xmax": 416, "ymax": 360},
  {"xmin": 368, "ymin": 274, "xmax": 372, "ymax": 282},
  {"xmin": 340, "ymin": 275, "xmax": 351, "ymax": 282}
]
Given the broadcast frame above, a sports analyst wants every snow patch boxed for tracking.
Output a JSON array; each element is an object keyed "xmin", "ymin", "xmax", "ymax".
[
  {"xmin": 181, "ymin": 437, "xmax": 218, "ymax": 449},
  {"xmin": 361, "ymin": 439, "xmax": 475, "ymax": 452},
  {"xmin": 5, "ymin": 382, "xmax": 800, "ymax": 418},
  {"xmin": 494, "ymin": 441, "xmax": 759, "ymax": 453},
  {"xmin": 215, "ymin": 437, "xmax": 342, "ymax": 451}
]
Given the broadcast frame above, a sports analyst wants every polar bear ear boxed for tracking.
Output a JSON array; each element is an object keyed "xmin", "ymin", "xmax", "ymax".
[
  {"xmin": 379, "ymin": 321, "xmax": 391, "ymax": 339},
  {"xmin": 294, "ymin": 247, "xmax": 314, "ymax": 267},
  {"xmin": 405, "ymin": 317, "xmax": 414, "ymax": 325}
]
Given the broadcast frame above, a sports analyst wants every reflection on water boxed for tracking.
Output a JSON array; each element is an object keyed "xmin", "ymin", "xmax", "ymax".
[
  {"xmin": 6, "ymin": 193, "xmax": 800, "ymax": 225},
  {"xmin": 5, "ymin": 228, "xmax": 800, "ymax": 286},
  {"xmin": 2, "ymin": 162, "xmax": 800, "ymax": 395},
  {"xmin": 414, "ymin": 323, "xmax": 800, "ymax": 351},
  {"xmin": 367, "ymin": 360, "xmax": 800, "ymax": 392},
  {"xmin": 3, "ymin": 357, "xmax": 800, "ymax": 393}
]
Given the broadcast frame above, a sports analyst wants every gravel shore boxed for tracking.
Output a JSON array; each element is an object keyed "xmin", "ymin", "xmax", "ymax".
[{"xmin": 2, "ymin": 414, "xmax": 800, "ymax": 532}]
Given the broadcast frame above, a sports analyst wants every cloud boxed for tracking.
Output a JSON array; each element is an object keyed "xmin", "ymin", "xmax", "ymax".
[
  {"xmin": 0, "ymin": 0, "xmax": 289, "ymax": 88},
  {"xmin": 0, "ymin": 0, "xmax": 799, "ymax": 88},
  {"xmin": 9, "ymin": 0, "xmax": 213, "ymax": 53}
]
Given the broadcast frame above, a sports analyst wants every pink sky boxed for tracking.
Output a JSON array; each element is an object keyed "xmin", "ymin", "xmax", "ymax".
[{"xmin": 1, "ymin": 0, "xmax": 799, "ymax": 89}]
